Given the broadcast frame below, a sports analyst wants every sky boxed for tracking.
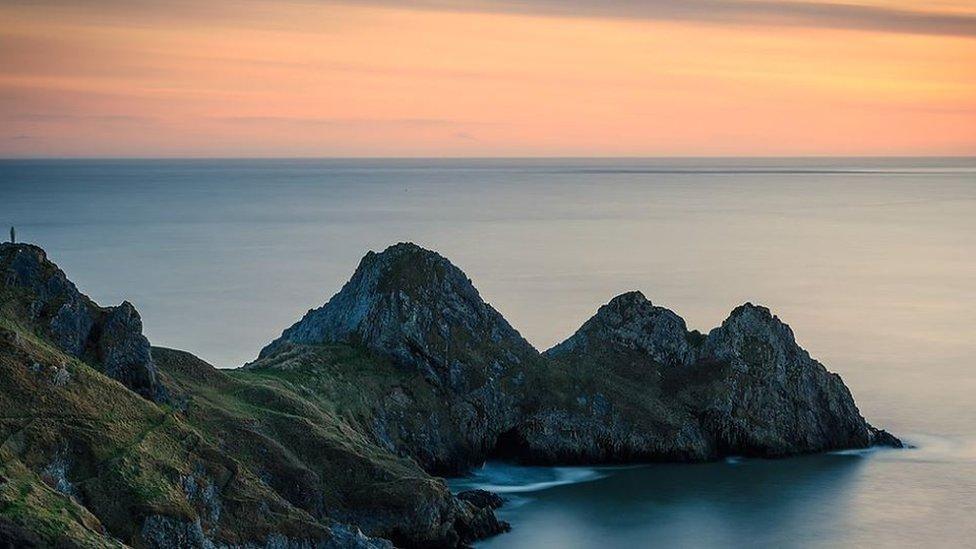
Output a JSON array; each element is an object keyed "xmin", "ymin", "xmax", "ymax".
[{"xmin": 1, "ymin": 0, "xmax": 975, "ymax": 157}]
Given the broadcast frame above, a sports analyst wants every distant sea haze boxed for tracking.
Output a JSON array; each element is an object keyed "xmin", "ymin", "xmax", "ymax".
[{"xmin": 2, "ymin": 157, "xmax": 975, "ymax": 547}]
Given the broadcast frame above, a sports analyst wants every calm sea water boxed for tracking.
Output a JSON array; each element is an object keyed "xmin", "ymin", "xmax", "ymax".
[{"xmin": 2, "ymin": 158, "xmax": 974, "ymax": 547}]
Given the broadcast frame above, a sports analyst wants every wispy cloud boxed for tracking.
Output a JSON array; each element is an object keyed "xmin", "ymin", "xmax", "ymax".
[
  {"xmin": 210, "ymin": 116, "xmax": 471, "ymax": 128},
  {"xmin": 11, "ymin": 0, "xmax": 976, "ymax": 37},
  {"xmin": 7, "ymin": 114, "xmax": 157, "ymax": 124},
  {"xmin": 350, "ymin": 0, "xmax": 976, "ymax": 38}
]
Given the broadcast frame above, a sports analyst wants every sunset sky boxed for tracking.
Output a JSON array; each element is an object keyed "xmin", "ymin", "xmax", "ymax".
[{"xmin": 1, "ymin": 0, "xmax": 975, "ymax": 157}]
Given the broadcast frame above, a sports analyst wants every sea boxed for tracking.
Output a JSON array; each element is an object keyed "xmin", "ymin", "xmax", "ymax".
[{"xmin": 2, "ymin": 157, "xmax": 974, "ymax": 547}]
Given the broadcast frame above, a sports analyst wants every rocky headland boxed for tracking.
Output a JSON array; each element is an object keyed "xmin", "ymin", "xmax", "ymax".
[{"xmin": 0, "ymin": 241, "xmax": 901, "ymax": 548}]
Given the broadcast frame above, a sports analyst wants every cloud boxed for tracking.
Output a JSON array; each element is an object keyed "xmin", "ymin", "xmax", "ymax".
[
  {"xmin": 210, "ymin": 116, "xmax": 469, "ymax": 128},
  {"xmin": 346, "ymin": 0, "xmax": 976, "ymax": 38},
  {"xmin": 12, "ymin": 0, "xmax": 975, "ymax": 37},
  {"xmin": 7, "ymin": 114, "xmax": 157, "ymax": 124}
]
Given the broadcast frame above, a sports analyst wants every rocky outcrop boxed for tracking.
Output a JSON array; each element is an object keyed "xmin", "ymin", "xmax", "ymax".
[
  {"xmin": 456, "ymin": 490, "xmax": 504, "ymax": 510},
  {"xmin": 0, "ymin": 243, "xmax": 166, "ymax": 402},
  {"xmin": 256, "ymin": 242, "xmax": 542, "ymax": 472},
  {"xmin": 454, "ymin": 489, "xmax": 509, "ymax": 541},
  {"xmin": 546, "ymin": 291, "xmax": 701, "ymax": 367},
  {"xmin": 255, "ymin": 243, "xmax": 900, "ymax": 469},
  {"xmin": 260, "ymin": 242, "xmax": 538, "ymax": 380},
  {"xmin": 696, "ymin": 303, "xmax": 876, "ymax": 455},
  {"xmin": 534, "ymin": 293, "xmax": 902, "ymax": 462},
  {"xmin": 1, "ymin": 241, "xmax": 902, "ymax": 548}
]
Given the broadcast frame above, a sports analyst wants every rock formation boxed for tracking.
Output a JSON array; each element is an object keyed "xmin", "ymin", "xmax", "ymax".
[
  {"xmin": 0, "ymin": 241, "xmax": 902, "ymax": 549},
  {"xmin": 0, "ymin": 243, "xmax": 503, "ymax": 548},
  {"xmin": 526, "ymin": 292, "xmax": 902, "ymax": 462},
  {"xmin": 0, "ymin": 243, "xmax": 166, "ymax": 402},
  {"xmin": 255, "ymin": 243, "xmax": 900, "ymax": 468},
  {"xmin": 256, "ymin": 242, "xmax": 542, "ymax": 472}
]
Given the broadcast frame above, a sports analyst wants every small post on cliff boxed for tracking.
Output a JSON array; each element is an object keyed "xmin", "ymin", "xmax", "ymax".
[{"xmin": 8, "ymin": 226, "xmax": 13, "ymax": 244}]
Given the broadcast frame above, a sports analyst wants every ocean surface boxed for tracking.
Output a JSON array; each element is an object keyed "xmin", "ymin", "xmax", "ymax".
[{"xmin": 2, "ymin": 157, "xmax": 974, "ymax": 547}]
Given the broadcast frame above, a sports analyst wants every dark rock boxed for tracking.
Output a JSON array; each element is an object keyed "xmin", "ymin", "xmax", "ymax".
[
  {"xmin": 454, "ymin": 504, "xmax": 510, "ymax": 545},
  {"xmin": 139, "ymin": 515, "xmax": 393, "ymax": 549},
  {"xmin": 256, "ymin": 242, "xmax": 541, "ymax": 472},
  {"xmin": 869, "ymin": 426, "xmax": 905, "ymax": 448},
  {"xmin": 98, "ymin": 301, "xmax": 167, "ymax": 402},
  {"xmin": 453, "ymin": 491, "xmax": 510, "ymax": 544},
  {"xmin": 0, "ymin": 519, "xmax": 45, "ymax": 549},
  {"xmin": 537, "ymin": 296, "xmax": 902, "ymax": 461},
  {"xmin": 697, "ymin": 303, "xmax": 879, "ymax": 455},
  {"xmin": 456, "ymin": 489, "xmax": 504, "ymax": 510},
  {"xmin": 0, "ymin": 243, "xmax": 167, "ymax": 403},
  {"xmin": 546, "ymin": 291, "xmax": 697, "ymax": 367}
]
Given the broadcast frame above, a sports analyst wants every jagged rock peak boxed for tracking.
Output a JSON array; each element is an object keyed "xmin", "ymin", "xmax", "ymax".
[
  {"xmin": 546, "ymin": 290, "xmax": 698, "ymax": 367},
  {"xmin": 702, "ymin": 302, "xmax": 808, "ymax": 372},
  {"xmin": 0, "ymin": 242, "xmax": 167, "ymax": 403},
  {"xmin": 258, "ymin": 242, "xmax": 537, "ymax": 373}
]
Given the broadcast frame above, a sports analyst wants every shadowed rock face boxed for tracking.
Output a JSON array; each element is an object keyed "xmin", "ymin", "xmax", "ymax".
[
  {"xmin": 546, "ymin": 291, "xmax": 700, "ymax": 367},
  {"xmin": 261, "ymin": 242, "xmax": 538, "ymax": 382},
  {"xmin": 257, "ymin": 243, "xmax": 899, "ymax": 470},
  {"xmin": 698, "ymin": 303, "xmax": 874, "ymax": 455},
  {"xmin": 257, "ymin": 242, "xmax": 542, "ymax": 472},
  {"xmin": 0, "ymin": 243, "xmax": 166, "ymax": 402},
  {"xmin": 531, "ymin": 294, "xmax": 900, "ymax": 462}
]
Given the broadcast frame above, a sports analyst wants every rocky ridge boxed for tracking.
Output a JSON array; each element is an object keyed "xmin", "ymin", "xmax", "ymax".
[
  {"xmin": 0, "ymin": 243, "xmax": 504, "ymax": 548},
  {"xmin": 256, "ymin": 243, "xmax": 901, "ymax": 468},
  {"xmin": 1, "ymin": 241, "xmax": 902, "ymax": 548},
  {"xmin": 522, "ymin": 292, "xmax": 901, "ymax": 462}
]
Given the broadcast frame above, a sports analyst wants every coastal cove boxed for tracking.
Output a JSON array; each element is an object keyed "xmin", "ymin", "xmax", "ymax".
[
  {"xmin": 451, "ymin": 443, "xmax": 974, "ymax": 548},
  {"xmin": 1, "ymin": 158, "xmax": 975, "ymax": 547}
]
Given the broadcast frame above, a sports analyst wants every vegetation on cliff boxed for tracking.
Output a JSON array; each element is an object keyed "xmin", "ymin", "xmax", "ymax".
[{"xmin": 0, "ymin": 241, "xmax": 900, "ymax": 548}]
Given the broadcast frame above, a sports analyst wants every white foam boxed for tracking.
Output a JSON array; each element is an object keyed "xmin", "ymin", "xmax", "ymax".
[{"xmin": 451, "ymin": 462, "xmax": 608, "ymax": 495}]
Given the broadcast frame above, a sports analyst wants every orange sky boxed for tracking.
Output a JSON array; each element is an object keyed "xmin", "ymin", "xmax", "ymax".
[{"xmin": 1, "ymin": 1, "xmax": 975, "ymax": 157}]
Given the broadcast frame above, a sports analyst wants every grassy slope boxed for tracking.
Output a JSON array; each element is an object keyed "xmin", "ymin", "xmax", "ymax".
[
  {"xmin": 0, "ymin": 253, "xmax": 493, "ymax": 549},
  {"xmin": 0, "ymin": 314, "xmax": 343, "ymax": 547},
  {"xmin": 154, "ymin": 345, "xmax": 467, "ymax": 547}
]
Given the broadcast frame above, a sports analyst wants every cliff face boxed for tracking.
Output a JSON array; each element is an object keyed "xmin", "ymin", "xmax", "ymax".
[
  {"xmin": 1, "ymin": 241, "xmax": 901, "ymax": 548},
  {"xmin": 255, "ymin": 243, "xmax": 899, "ymax": 470},
  {"xmin": 0, "ymin": 243, "xmax": 504, "ymax": 549},
  {"xmin": 0, "ymin": 243, "xmax": 166, "ymax": 402},
  {"xmin": 697, "ymin": 303, "xmax": 873, "ymax": 455},
  {"xmin": 527, "ymin": 293, "xmax": 900, "ymax": 462},
  {"xmin": 256, "ymin": 243, "xmax": 542, "ymax": 472}
]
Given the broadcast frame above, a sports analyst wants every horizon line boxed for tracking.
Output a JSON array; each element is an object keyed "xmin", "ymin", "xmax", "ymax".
[{"xmin": 2, "ymin": 154, "xmax": 975, "ymax": 161}]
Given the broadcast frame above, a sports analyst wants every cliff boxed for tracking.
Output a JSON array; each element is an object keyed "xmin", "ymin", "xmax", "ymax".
[
  {"xmin": 0, "ymin": 243, "xmax": 503, "ymax": 548},
  {"xmin": 255, "ymin": 242, "xmax": 542, "ymax": 473},
  {"xmin": 0, "ymin": 241, "xmax": 901, "ymax": 548},
  {"xmin": 0, "ymin": 243, "xmax": 166, "ymax": 402}
]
